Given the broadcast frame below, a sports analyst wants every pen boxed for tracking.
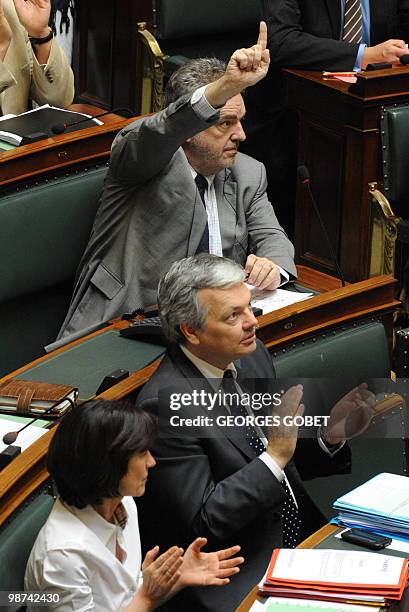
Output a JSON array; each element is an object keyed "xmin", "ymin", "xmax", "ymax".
[{"xmin": 322, "ymin": 71, "xmax": 356, "ymax": 77}]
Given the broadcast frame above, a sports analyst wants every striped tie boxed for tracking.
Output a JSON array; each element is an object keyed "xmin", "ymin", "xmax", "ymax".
[{"xmin": 342, "ymin": 0, "xmax": 362, "ymax": 44}]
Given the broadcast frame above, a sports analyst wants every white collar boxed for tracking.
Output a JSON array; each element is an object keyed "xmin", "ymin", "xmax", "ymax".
[
  {"xmin": 180, "ymin": 345, "xmax": 237, "ymax": 388},
  {"xmin": 188, "ymin": 165, "xmax": 215, "ymax": 186},
  {"xmin": 67, "ymin": 500, "xmax": 126, "ymax": 548}
]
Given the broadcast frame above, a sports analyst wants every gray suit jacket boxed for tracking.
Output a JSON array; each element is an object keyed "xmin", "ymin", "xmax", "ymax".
[{"xmin": 58, "ymin": 95, "xmax": 296, "ymax": 340}]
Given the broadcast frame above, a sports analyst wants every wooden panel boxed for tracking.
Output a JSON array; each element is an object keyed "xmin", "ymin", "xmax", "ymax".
[
  {"xmin": 73, "ymin": 0, "xmax": 153, "ymax": 113},
  {"xmin": 286, "ymin": 68, "xmax": 409, "ymax": 282}
]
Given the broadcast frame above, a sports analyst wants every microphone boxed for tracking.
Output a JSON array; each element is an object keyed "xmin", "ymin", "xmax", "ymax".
[
  {"xmin": 400, "ymin": 55, "xmax": 409, "ymax": 65},
  {"xmin": 2, "ymin": 393, "xmax": 77, "ymax": 445},
  {"xmin": 297, "ymin": 165, "xmax": 346, "ymax": 287},
  {"xmin": 51, "ymin": 107, "xmax": 134, "ymax": 135}
]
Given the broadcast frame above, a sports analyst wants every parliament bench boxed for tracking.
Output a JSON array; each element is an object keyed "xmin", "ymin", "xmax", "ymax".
[{"xmin": 0, "ymin": 164, "xmax": 108, "ymax": 377}]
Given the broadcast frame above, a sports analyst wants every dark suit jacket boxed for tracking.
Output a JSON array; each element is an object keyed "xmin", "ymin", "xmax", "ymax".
[
  {"xmin": 243, "ymin": 0, "xmax": 409, "ymax": 234},
  {"xmin": 263, "ymin": 0, "xmax": 409, "ymax": 71},
  {"xmin": 137, "ymin": 341, "xmax": 351, "ymax": 612}
]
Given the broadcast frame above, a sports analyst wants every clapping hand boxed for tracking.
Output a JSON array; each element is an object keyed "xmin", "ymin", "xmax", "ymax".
[
  {"xmin": 267, "ymin": 385, "xmax": 304, "ymax": 469},
  {"xmin": 13, "ymin": 0, "xmax": 50, "ymax": 38},
  {"xmin": 323, "ymin": 383, "xmax": 376, "ymax": 446},
  {"xmin": 178, "ymin": 538, "xmax": 244, "ymax": 588}
]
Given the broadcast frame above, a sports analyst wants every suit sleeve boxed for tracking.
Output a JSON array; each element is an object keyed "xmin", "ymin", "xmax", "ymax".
[
  {"xmin": 263, "ymin": 0, "xmax": 359, "ymax": 71},
  {"xmin": 245, "ymin": 160, "xmax": 297, "ymax": 277},
  {"xmin": 109, "ymin": 96, "xmax": 218, "ymax": 184},
  {"xmin": 29, "ymin": 38, "xmax": 74, "ymax": 109},
  {"xmin": 139, "ymin": 397, "xmax": 287, "ymax": 543}
]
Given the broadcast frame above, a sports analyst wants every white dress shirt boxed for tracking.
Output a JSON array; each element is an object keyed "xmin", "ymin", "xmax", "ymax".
[
  {"xmin": 190, "ymin": 85, "xmax": 289, "ymax": 284},
  {"xmin": 25, "ymin": 496, "xmax": 142, "ymax": 612}
]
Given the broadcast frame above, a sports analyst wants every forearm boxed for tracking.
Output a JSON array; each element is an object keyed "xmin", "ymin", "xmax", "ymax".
[
  {"xmin": 246, "ymin": 163, "xmax": 296, "ymax": 277},
  {"xmin": 110, "ymin": 96, "xmax": 217, "ymax": 183},
  {"xmin": 30, "ymin": 38, "xmax": 74, "ymax": 108},
  {"xmin": 123, "ymin": 589, "xmax": 155, "ymax": 612}
]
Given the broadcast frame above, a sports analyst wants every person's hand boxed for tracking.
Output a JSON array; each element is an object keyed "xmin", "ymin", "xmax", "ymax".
[
  {"xmin": 267, "ymin": 385, "xmax": 304, "ymax": 469},
  {"xmin": 138, "ymin": 545, "xmax": 183, "ymax": 607},
  {"xmin": 0, "ymin": 0, "xmax": 12, "ymax": 61},
  {"xmin": 361, "ymin": 39, "xmax": 407, "ymax": 68},
  {"xmin": 205, "ymin": 21, "xmax": 270, "ymax": 107},
  {"xmin": 322, "ymin": 383, "xmax": 376, "ymax": 445},
  {"xmin": 12, "ymin": 0, "xmax": 50, "ymax": 38},
  {"xmin": 176, "ymin": 538, "xmax": 244, "ymax": 589},
  {"xmin": 245, "ymin": 255, "xmax": 281, "ymax": 290}
]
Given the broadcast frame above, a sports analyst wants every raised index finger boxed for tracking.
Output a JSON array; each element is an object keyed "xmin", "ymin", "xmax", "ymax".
[{"xmin": 257, "ymin": 21, "xmax": 267, "ymax": 51}]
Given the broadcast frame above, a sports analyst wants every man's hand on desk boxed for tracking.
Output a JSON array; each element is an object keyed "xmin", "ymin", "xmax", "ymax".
[
  {"xmin": 0, "ymin": 0, "xmax": 12, "ymax": 61},
  {"xmin": 245, "ymin": 254, "xmax": 281, "ymax": 290},
  {"xmin": 267, "ymin": 384, "xmax": 304, "ymax": 469},
  {"xmin": 322, "ymin": 383, "xmax": 376, "ymax": 446},
  {"xmin": 361, "ymin": 39, "xmax": 407, "ymax": 69}
]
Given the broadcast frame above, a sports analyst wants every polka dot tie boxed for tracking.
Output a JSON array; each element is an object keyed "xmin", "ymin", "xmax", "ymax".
[
  {"xmin": 221, "ymin": 371, "xmax": 265, "ymax": 455},
  {"xmin": 281, "ymin": 477, "xmax": 302, "ymax": 548},
  {"xmin": 221, "ymin": 371, "xmax": 302, "ymax": 547}
]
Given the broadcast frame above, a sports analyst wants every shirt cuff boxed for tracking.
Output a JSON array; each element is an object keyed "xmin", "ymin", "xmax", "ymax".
[
  {"xmin": 355, "ymin": 44, "xmax": 366, "ymax": 71},
  {"xmin": 317, "ymin": 426, "xmax": 346, "ymax": 457},
  {"xmin": 278, "ymin": 266, "xmax": 289, "ymax": 286},
  {"xmin": 190, "ymin": 85, "xmax": 219, "ymax": 121},
  {"xmin": 258, "ymin": 452, "xmax": 285, "ymax": 481}
]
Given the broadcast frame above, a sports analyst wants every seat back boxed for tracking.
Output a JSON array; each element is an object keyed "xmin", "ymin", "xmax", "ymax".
[
  {"xmin": 272, "ymin": 320, "xmax": 390, "ymax": 378},
  {"xmin": 137, "ymin": 0, "xmax": 261, "ymax": 112},
  {"xmin": 0, "ymin": 165, "xmax": 107, "ymax": 376},
  {"xmin": 0, "ymin": 489, "xmax": 54, "ymax": 608},
  {"xmin": 369, "ymin": 104, "xmax": 409, "ymax": 290}
]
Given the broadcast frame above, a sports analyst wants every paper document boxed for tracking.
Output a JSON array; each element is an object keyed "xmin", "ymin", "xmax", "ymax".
[
  {"xmin": 0, "ymin": 415, "xmax": 48, "ymax": 453},
  {"xmin": 269, "ymin": 548, "xmax": 406, "ymax": 587},
  {"xmin": 334, "ymin": 473, "xmax": 409, "ymax": 518},
  {"xmin": 249, "ymin": 287, "xmax": 313, "ymax": 315},
  {"xmin": 263, "ymin": 597, "xmax": 381, "ymax": 611}
]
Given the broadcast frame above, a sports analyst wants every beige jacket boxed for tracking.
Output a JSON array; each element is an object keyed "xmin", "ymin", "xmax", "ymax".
[{"xmin": 0, "ymin": 0, "xmax": 74, "ymax": 115}]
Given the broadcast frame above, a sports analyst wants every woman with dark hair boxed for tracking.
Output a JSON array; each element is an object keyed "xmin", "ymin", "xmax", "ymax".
[{"xmin": 25, "ymin": 400, "xmax": 244, "ymax": 611}]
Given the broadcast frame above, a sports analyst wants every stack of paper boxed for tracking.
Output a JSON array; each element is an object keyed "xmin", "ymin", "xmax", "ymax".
[
  {"xmin": 259, "ymin": 548, "xmax": 409, "ymax": 606},
  {"xmin": 333, "ymin": 473, "xmax": 409, "ymax": 539},
  {"xmin": 248, "ymin": 286, "xmax": 313, "ymax": 315},
  {"xmin": 250, "ymin": 598, "xmax": 381, "ymax": 611}
]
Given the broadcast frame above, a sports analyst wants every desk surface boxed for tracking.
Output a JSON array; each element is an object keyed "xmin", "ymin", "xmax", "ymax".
[{"xmin": 0, "ymin": 104, "xmax": 135, "ymax": 187}]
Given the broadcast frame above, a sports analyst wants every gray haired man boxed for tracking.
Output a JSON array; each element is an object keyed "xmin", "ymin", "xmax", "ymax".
[
  {"xmin": 136, "ymin": 254, "xmax": 375, "ymax": 612},
  {"xmin": 58, "ymin": 22, "xmax": 296, "ymax": 341}
]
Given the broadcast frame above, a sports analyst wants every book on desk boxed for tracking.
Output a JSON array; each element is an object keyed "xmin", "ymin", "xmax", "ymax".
[{"xmin": 0, "ymin": 104, "xmax": 102, "ymax": 147}]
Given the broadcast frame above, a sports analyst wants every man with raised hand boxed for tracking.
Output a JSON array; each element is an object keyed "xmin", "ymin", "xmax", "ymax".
[{"xmin": 58, "ymin": 22, "xmax": 296, "ymax": 341}]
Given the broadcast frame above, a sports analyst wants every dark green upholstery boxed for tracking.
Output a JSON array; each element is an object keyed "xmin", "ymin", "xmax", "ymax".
[
  {"xmin": 272, "ymin": 320, "xmax": 390, "ymax": 378},
  {"xmin": 379, "ymin": 104, "xmax": 409, "ymax": 295},
  {"xmin": 155, "ymin": 0, "xmax": 261, "ymax": 76},
  {"xmin": 0, "ymin": 165, "xmax": 107, "ymax": 376},
  {"xmin": 0, "ymin": 489, "xmax": 54, "ymax": 603},
  {"xmin": 380, "ymin": 104, "xmax": 409, "ymax": 215}
]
